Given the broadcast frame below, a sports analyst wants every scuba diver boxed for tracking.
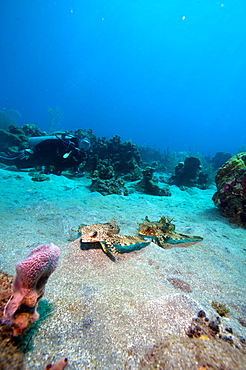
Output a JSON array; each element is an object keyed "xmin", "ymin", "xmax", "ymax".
[{"xmin": 0, "ymin": 133, "xmax": 91, "ymax": 175}]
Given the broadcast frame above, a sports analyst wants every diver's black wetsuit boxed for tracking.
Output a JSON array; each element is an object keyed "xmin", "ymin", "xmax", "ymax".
[{"xmin": 1, "ymin": 134, "xmax": 87, "ymax": 175}]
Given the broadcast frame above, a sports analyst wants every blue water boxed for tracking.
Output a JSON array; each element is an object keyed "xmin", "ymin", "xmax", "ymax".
[{"xmin": 0, "ymin": 0, "xmax": 245, "ymax": 155}]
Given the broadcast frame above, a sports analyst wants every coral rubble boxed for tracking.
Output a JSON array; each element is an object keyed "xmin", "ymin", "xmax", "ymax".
[
  {"xmin": 138, "ymin": 310, "xmax": 246, "ymax": 369},
  {"xmin": 186, "ymin": 310, "xmax": 245, "ymax": 350}
]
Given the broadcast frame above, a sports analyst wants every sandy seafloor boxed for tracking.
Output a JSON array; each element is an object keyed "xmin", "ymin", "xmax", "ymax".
[{"xmin": 0, "ymin": 166, "xmax": 246, "ymax": 369}]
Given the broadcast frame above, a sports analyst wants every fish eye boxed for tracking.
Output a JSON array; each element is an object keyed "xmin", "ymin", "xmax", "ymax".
[{"xmin": 89, "ymin": 230, "xmax": 97, "ymax": 237}]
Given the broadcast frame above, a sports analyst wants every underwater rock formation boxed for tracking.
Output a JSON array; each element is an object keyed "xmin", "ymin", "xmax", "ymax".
[
  {"xmin": 186, "ymin": 309, "xmax": 245, "ymax": 349},
  {"xmin": 0, "ymin": 128, "xmax": 25, "ymax": 153},
  {"xmin": 212, "ymin": 152, "xmax": 246, "ymax": 228},
  {"xmin": 95, "ymin": 160, "xmax": 115, "ymax": 179},
  {"xmin": 0, "ymin": 124, "xmax": 45, "ymax": 156},
  {"xmin": 90, "ymin": 172, "xmax": 129, "ymax": 196},
  {"xmin": 0, "ymin": 125, "xmax": 144, "ymax": 181},
  {"xmin": 87, "ymin": 135, "xmax": 142, "ymax": 181},
  {"xmin": 168, "ymin": 156, "xmax": 208, "ymax": 189},
  {"xmin": 136, "ymin": 166, "xmax": 171, "ymax": 196}
]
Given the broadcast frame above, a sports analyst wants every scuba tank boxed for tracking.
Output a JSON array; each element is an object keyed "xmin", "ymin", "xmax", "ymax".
[{"xmin": 28, "ymin": 134, "xmax": 75, "ymax": 148}]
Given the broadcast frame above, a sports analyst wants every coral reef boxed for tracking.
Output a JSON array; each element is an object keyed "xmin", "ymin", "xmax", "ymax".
[
  {"xmin": 2, "ymin": 244, "xmax": 60, "ymax": 336},
  {"xmin": 77, "ymin": 132, "xmax": 144, "ymax": 188},
  {"xmin": 168, "ymin": 157, "xmax": 208, "ymax": 189},
  {"xmin": 90, "ymin": 172, "xmax": 129, "ymax": 195},
  {"xmin": 0, "ymin": 124, "xmax": 214, "ymax": 190},
  {"xmin": 212, "ymin": 152, "xmax": 246, "ymax": 228},
  {"xmin": 0, "ymin": 129, "xmax": 25, "ymax": 153},
  {"xmin": 135, "ymin": 166, "xmax": 171, "ymax": 196},
  {"xmin": 0, "ymin": 124, "xmax": 45, "ymax": 156},
  {"xmin": 0, "ymin": 126, "xmax": 145, "ymax": 182},
  {"xmin": 88, "ymin": 136, "xmax": 143, "ymax": 194},
  {"xmin": 138, "ymin": 216, "xmax": 203, "ymax": 248},
  {"xmin": 95, "ymin": 160, "xmax": 115, "ymax": 179},
  {"xmin": 87, "ymin": 134, "xmax": 142, "ymax": 180}
]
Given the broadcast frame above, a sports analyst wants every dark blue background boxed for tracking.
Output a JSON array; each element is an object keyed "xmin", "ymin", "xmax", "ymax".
[{"xmin": 0, "ymin": 0, "xmax": 245, "ymax": 155}]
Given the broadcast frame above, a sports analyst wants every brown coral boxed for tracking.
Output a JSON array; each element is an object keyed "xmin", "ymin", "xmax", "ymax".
[{"xmin": 213, "ymin": 152, "xmax": 246, "ymax": 228}]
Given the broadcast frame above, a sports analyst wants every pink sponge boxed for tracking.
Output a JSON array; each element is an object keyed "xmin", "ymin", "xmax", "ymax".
[{"xmin": 3, "ymin": 243, "xmax": 60, "ymax": 335}]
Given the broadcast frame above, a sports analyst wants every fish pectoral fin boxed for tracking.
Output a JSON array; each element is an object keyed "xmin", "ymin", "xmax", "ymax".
[
  {"xmin": 100, "ymin": 241, "xmax": 109, "ymax": 253},
  {"xmin": 163, "ymin": 232, "xmax": 203, "ymax": 244},
  {"xmin": 173, "ymin": 233, "xmax": 203, "ymax": 241},
  {"xmin": 154, "ymin": 235, "xmax": 168, "ymax": 247},
  {"xmin": 100, "ymin": 241, "xmax": 119, "ymax": 254},
  {"xmin": 115, "ymin": 235, "xmax": 150, "ymax": 246}
]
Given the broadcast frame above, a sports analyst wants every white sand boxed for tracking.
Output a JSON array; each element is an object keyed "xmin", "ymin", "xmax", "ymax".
[{"xmin": 0, "ymin": 168, "xmax": 245, "ymax": 369}]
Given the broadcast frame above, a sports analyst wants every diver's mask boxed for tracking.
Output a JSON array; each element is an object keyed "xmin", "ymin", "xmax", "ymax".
[{"xmin": 78, "ymin": 139, "xmax": 91, "ymax": 151}]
